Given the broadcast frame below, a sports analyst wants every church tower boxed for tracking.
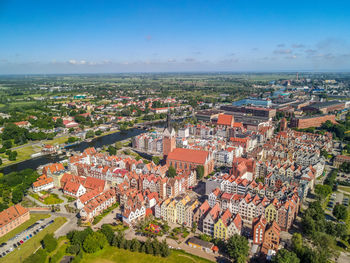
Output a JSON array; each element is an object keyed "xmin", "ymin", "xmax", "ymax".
[
  {"xmin": 280, "ymin": 118, "xmax": 287, "ymax": 131},
  {"xmin": 163, "ymin": 112, "xmax": 176, "ymax": 158}
]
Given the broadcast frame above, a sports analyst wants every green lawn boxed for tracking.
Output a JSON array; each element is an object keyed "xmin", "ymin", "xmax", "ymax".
[
  {"xmin": 30, "ymin": 192, "xmax": 64, "ymax": 205},
  {"xmin": 0, "ymin": 213, "xmax": 51, "ymax": 244},
  {"xmin": 45, "ymin": 135, "xmax": 69, "ymax": 145},
  {"xmin": 0, "ymin": 217, "xmax": 67, "ymax": 263},
  {"xmin": 80, "ymin": 246, "xmax": 214, "ymax": 263},
  {"xmin": 338, "ymin": 186, "xmax": 350, "ymax": 194},
  {"xmin": 45, "ymin": 236, "xmax": 70, "ymax": 263},
  {"xmin": 0, "ymin": 144, "xmax": 37, "ymax": 167}
]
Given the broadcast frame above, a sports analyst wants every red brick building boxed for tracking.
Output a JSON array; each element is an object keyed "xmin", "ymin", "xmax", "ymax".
[
  {"xmin": 0, "ymin": 204, "xmax": 30, "ymax": 237},
  {"xmin": 252, "ymin": 215, "xmax": 267, "ymax": 245},
  {"xmin": 217, "ymin": 114, "xmax": 234, "ymax": 127},
  {"xmin": 163, "ymin": 113, "xmax": 176, "ymax": 157},
  {"xmin": 290, "ymin": 114, "xmax": 336, "ymax": 129},
  {"xmin": 334, "ymin": 155, "xmax": 350, "ymax": 168},
  {"xmin": 261, "ymin": 221, "xmax": 281, "ymax": 254},
  {"xmin": 166, "ymin": 148, "xmax": 214, "ymax": 177}
]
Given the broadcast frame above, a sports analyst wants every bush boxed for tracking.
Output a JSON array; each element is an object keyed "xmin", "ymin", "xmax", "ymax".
[
  {"xmin": 23, "ymin": 248, "xmax": 47, "ymax": 263},
  {"xmin": 42, "ymin": 233, "xmax": 58, "ymax": 252},
  {"xmin": 83, "ymin": 232, "xmax": 108, "ymax": 253},
  {"xmin": 66, "ymin": 244, "xmax": 80, "ymax": 255}
]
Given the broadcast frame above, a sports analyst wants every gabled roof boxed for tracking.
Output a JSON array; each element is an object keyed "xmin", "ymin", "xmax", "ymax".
[
  {"xmin": 0, "ymin": 204, "xmax": 28, "ymax": 227},
  {"xmin": 217, "ymin": 114, "xmax": 234, "ymax": 126},
  {"xmin": 167, "ymin": 148, "xmax": 209, "ymax": 164}
]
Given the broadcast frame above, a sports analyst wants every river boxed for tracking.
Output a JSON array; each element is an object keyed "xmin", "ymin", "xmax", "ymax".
[{"xmin": 0, "ymin": 128, "xmax": 145, "ymax": 174}]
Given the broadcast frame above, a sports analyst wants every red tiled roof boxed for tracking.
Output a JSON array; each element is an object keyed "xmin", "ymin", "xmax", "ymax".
[
  {"xmin": 0, "ymin": 204, "xmax": 28, "ymax": 227},
  {"xmin": 217, "ymin": 114, "xmax": 234, "ymax": 126},
  {"xmin": 167, "ymin": 148, "xmax": 209, "ymax": 164},
  {"xmin": 33, "ymin": 176, "xmax": 53, "ymax": 188}
]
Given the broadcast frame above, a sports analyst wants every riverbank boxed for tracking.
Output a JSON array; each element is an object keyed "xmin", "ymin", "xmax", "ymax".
[{"xmin": 0, "ymin": 128, "xmax": 145, "ymax": 174}]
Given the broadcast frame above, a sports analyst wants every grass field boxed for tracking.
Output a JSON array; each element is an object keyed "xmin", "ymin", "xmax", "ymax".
[
  {"xmin": 0, "ymin": 213, "xmax": 51, "ymax": 244},
  {"xmin": 45, "ymin": 135, "xmax": 70, "ymax": 145},
  {"xmin": 45, "ymin": 236, "xmax": 70, "ymax": 263},
  {"xmin": 30, "ymin": 192, "xmax": 63, "ymax": 205},
  {"xmin": 80, "ymin": 246, "xmax": 214, "ymax": 263},
  {"xmin": 0, "ymin": 217, "xmax": 67, "ymax": 263},
  {"xmin": 338, "ymin": 185, "xmax": 350, "ymax": 194},
  {"xmin": 0, "ymin": 144, "xmax": 38, "ymax": 167}
]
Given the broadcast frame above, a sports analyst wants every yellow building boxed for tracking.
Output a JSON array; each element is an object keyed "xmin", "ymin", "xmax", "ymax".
[
  {"xmin": 265, "ymin": 203, "xmax": 278, "ymax": 223},
  {"xmin": 176, "ymin": 195, "xmax": 191, "ymax": 225},
  {"xmin": 166, "ymin": 200, "xmax": 177, "ymax": 224},
  {"xmin": 214, "ymin": 218, "xmax": 228, "ymax": 240},
  {"xmin": 213, "ymin": 209, "xmax": 231, "ymax": 240}
]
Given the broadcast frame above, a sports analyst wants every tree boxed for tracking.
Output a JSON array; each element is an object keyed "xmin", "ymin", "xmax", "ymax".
[
  {"xmin": 83, "ymin": 232, "xmax": 108, "ymax": 253},
  {"xmin": 66, "ymin": 244, "xmax": 80, "ymax": 255},
  {"xmin": 291, "ymin": 233, "xmax": 303, "ymax": 256},
  {"xmin": 160, "ymin": 239, "xmax": 170, "ymax": 257},
  {"xmin": 226, "ymin": 234, "xmax": 249, "ymax": 263},
  {"xmin": 0, "ymin": 158, "xmax": 2, "ymax": 166},
  {"xmin": 333, "ymin": 204, "xmax": 348, "ymax": 221},
  {"xmin": 42, "ymin": 233, "xmax": 58, "ymax": 252},
  {"xmin": 23, "ymin": 248, "xmax": 47, "ymax": 263},
  {"xmin": 100, "ymin": 224, "xmax": 115, "ymax": 245},
  {"xmin": 272, "ymin": 249, "xmax": 300, "ymax": 263},
  {"xmin": 85, "ymin": 130, "xmax": 95, "ymax": 139},
  {"xmin": 314, "ymin": 184, "xmax": 332, "ymax": 200},
  {"xmin": 130, "ymin": 238, "xmax": 140, "ymax": 252},
  {"xmin": 167, "ymin": 165, "xmax": 176, "ymax": 178},
  {"xmin": 115, "ymin": 141, "xmax": 123, "ymax": 150},
  {"xmin": 196, "ymin": 165, "xmax": 205, "ymax": 180},
  {"xmin": 3, "ymin": 140, "xmax": 12, "ymax": 149},
  {"xmin": 107, "ymin": 145, "xmax": 116, "ymax": 156},
  {"xmin": 152, "ymin": 156, "xmax": 160, "ymax": 165}
]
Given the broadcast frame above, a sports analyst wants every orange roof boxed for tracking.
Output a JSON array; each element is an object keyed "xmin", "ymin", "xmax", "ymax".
[
  {"xmin": 233, "ymin": 122, "xmax": 243, "ymax": 128},
  {"xmin": 217, "ymin": 114, "xmax": 234, "ymax": 126},
  {"xmin": 0, "ymin": 204, "xmax": 28, "ymax": 227},
  {"xmin": 167, "ymin": 148, "xmax": 209, "ymax": 165},
  {"xmin": 33, "ymin": 176, "xmax": 53, "ymax": 188}
]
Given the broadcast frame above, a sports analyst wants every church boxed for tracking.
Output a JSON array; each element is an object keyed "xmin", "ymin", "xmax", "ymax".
[{"xmin": 163, "ymin": 113, "xmax": 214, "ymax": 177}]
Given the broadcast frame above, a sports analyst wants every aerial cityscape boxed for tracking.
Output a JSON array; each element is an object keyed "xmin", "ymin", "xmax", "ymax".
[{"xmin": 0, "ymin": 1, "xmax": 350, "ymax": 263}]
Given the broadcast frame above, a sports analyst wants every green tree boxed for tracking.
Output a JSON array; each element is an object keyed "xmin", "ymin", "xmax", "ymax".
[
  {"xmin": 291, "ymin": 233, "xmax": 303, "ymax": 255},
  {"xmin": 3, "ymin": 140, "xmax": 12, "ymax": 149},
  {"xmin": 23, "ymin": 248, "xmax": 47, "ymax": 263},
  {"xmin": 100, "ymin": 224, "xmax": 115, "ymax": 245},
  {"xmin": 130, "ymin": 238, "xmax": 141, "ymax": 252},
  {"xmin": 152, "ymin": 156, "xmax": 160, "ymax": 165},
  {"xmin": 333, "ymin": 204, "xmax": 348, "ymax": 221},
  {"xmin": 196, "ymin": 165, "xmax": 205, "ymax": 180},
  {"xmin": 314, "ymin": 184, "xmax": 332, "ymax": 200},
  {"xmin": 226, "ymin": 234, "xmax": 249, "ymax": 263},
  {"xmin": 115, "ymin": 141, "xmax": 123, "ymax": 150},
  {"xmin": 107, "ymin": 145, "xmax": 116, "ymax": 156},
  {"xmin": 83, "ymin": 232, "xmax": 108, "ymax": 253},
  {"xmin": 42, "ymin": 233, "xmax": 58, "ymax": 252},
  {"xmin": 85, "ymin": 130, "xmax": 95, "ymax": 138},
  {"xmin": 167, "ymin": 165, "xmax": 176, "ymax": 178},
  {"xmin": 272, "ymin": 249, "xmax": 300, "ymax": 263}
]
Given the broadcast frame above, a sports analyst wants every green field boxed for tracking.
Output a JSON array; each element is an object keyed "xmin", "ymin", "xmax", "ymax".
[
  {"xmin": 80, "ymin": 246, "xmax": 214, "ymax": 263},
  {"xmin": 30, "ymin": 192, "xmax": 64, "ymax": 205},
  {"xmin": 338, "ymin": 185, "xmax": 350, "ymax": 194},
  {"xmin": 0, "ymin": 217, "xmax": 67, "ymax": 263},
  {"xmin": 0, "ymin": 144, "xmax": 38, "ymax": 167},
  {"xmin": 0, "ymin": 213, "xmax": 51, "ymax": 244}
]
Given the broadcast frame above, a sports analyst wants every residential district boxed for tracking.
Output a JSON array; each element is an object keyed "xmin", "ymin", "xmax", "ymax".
[{"xmin": 0, "ymin": 73, "xmax": 349, "ymax": 263}]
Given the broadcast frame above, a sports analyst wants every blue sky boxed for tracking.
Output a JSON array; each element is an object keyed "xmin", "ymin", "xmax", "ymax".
[{"xmin": 0, "ymin": 0, "xmax": 350, "ymax": 73}]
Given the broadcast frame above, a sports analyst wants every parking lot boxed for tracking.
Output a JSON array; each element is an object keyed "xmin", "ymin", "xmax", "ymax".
[
  {"xmin": 326, "ymin": 192, "xmax": 349, "ymax": 213},
  {"xmin": 0, "ymin": 217, "xmax": 55, "ymax": 258}
]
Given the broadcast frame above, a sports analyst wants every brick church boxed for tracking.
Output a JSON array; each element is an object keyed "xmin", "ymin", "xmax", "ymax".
[{"xmin": 163, "ymin": 113, "xmax": 214, "ymax": 177}]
